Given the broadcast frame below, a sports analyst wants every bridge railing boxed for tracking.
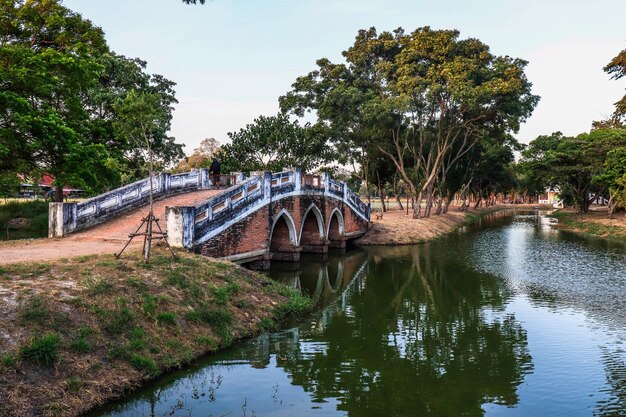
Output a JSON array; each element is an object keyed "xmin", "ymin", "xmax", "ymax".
[
  {"xmin": 49, "ymin": 168, "xmax": 245, "ymax": 237},
  {"xmin": 194, "ymin": 175, "xmax": 264, "ymax": 229}
]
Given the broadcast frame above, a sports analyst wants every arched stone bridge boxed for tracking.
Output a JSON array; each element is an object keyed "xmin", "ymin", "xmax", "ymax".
[
  {"xmin": 166, "ymin": 169, "xmax": 370, "ymax": 267},
  {"xmin": 48, "ymin": 168, "xmax": 370, "ymax": 267}
]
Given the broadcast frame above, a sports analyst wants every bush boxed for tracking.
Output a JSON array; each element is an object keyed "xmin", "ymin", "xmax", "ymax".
[{"xmin": 20, "ymin": 334, "xmax": 61, "ymax": 366}]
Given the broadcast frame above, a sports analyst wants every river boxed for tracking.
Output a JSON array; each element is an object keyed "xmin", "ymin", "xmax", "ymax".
[{"xmin": 90, "ymin": 210, "xmax": 626, "ymax": 417}]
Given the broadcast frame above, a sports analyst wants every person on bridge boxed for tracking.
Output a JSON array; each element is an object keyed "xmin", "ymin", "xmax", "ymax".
[{"xmin": 209, "ymin": 158, "xmax": 221, "ymax": 189}]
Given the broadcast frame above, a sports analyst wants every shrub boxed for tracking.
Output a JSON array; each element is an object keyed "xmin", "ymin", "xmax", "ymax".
[{"xmin": 20, "ymin": 334, "xmax": 61, "ymax": 366}]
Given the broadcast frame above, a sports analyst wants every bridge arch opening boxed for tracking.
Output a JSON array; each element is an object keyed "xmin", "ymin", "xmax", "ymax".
[
  {"xmin": 270, "ymin": 210, "xmax": 300, "ymax": 262},
  {"xmin": 327, "ymin": 209, "xmax": 345, "ymax": 248},
  {"xmin": 299, "ymin": 204, "xmax": 327, "ymax": 253}
]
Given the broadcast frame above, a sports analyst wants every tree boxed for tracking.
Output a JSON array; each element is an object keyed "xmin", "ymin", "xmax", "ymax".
[
  {"xmin": 219, "ymin": 113, "xmax": 329, "ymax": 173},
  {"xmin": 172, "ymin": 137, "xmax": 221, "ymax": 173},
  {"xmin": 604, "ymin": 47, "xmax": 626, "ymax": 124},
  {"xmin": 281, "ymin": 27, "xmax": 538, "ymax": 218},
  {"xmin": 1, "ymin": 1, "xmax": 184, "ymax": 201},
  {"xmin": 520, "ymin": 130, "xmax": 626, "ymax": 213}
]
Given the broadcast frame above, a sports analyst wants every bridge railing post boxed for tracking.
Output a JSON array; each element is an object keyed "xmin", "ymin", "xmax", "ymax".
[
  {"xmin": 342, "ymin": 181, "xmax": 348, "ymax": 202},
  {"xmin": 162, "ymin": 173, "xmax": 171, "ymax": 195},
  {"xmin": 294, "ymin": 168, "xmax": 302, "ymax": 192},
  {"xmin": 323, "ymin": 173, "xmax": 330, "ymax": 195},
  {"xmin": 263, "ymin": 172, "xmax": 272, "ymax": 200},
  {"xmin": 199, "ymin": 168, "xmax": 210, "ymax": 189},
  {"xmin": 48, "ymin": 202, "xmax": 77, "ymax": 237},
  {"xmin": 166, "ymin": 206, "xmax": 195, "ymax": 248}
]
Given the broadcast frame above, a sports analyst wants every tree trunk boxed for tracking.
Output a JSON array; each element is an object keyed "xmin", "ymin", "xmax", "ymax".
[
  {"xmin": 473, "ymin": 195, "xmax": 482, "ymax": 210},
  {"xmin": 413, "ymin": 191, "xmax": 423, "ymax": 219},
  {"xmin": 396, "ymin": 195, "xmax": 404, "ymax": 211},
  {"xmin": 608, "ymin": 195, "xmax": 616, "ymax": 219},
  {"xmin": 54, "ymin": 184, "xmax": 64, "ymax": 203},
  {"xmin": 376, "ymin": 171, "xmax": 386, "ymax": 212}
]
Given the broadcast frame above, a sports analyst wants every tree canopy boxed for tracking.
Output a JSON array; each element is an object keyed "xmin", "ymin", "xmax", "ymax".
[{"xmin": 0, "ymin": 0, "xmax": 183, "ymax": 201}]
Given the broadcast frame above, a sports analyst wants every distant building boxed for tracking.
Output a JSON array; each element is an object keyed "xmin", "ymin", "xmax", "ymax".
[{"xmin": 17, "ymin": 174, "xmax": 83, "ymax": 199}]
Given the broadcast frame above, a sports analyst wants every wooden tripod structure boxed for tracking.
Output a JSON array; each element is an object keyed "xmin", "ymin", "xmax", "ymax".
[{"xmin": 114, "ymin": 208, "xmax": 176, "ymax": 262}]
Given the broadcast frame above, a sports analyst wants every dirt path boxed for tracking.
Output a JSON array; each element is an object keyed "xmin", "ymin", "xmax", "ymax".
[{"xmin": 0, "ymin": 189, "xmax": 220, "ymax": 265}]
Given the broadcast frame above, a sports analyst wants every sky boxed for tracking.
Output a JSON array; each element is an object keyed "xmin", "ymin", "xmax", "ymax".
[{"xmin": 64, "ymin": 0, "xmax": 626, "ymax": 155}]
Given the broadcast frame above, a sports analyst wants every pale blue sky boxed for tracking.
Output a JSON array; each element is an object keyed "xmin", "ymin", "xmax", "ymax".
[{"xmin": 64, "ymin": 0, "xmax": 626, "ymax": 154}]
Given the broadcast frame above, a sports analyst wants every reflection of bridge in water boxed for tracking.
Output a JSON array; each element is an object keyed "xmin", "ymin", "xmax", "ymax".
[{"xmin": 240, "ymin": 250, "xmax": 369, "ymax": 368}]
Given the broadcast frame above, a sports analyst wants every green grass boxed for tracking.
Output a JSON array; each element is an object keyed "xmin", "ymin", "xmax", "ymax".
[
  {"xmin": 85, "ymin": 276, "xmax": 115, "ymax": 295},
  {"xmin": 128, "ymin": 354, "xmax": 158, "ymax": 375},
  {"xmin": 19, "ymin": 334, "xmax": 61, "ymax": 366},
  {"xmin": 66, "ymin": 376, "xmax": 84, "ymax": 394},
  {"xmin": 156, "ymin": 312, "xmax": 177, "ymax": 326},
  {"xmin": 0, "ymin": 353, "xmax": 18, "ymax": 369},
  {"xmin": 195, "ymin": 335, "xmax": 217, "ymax": 349},
  {"xmin": 19, "ymin": 296, "xmax": 50, "ymax": 323},
  {"xmin": 550, "ymin": 211, "xmax": 626, "ymax": 241}
]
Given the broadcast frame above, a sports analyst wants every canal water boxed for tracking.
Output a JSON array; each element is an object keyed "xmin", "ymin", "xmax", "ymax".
[{"xmin": 90, "ymin": 211, "xmax": 626, "ymax": 417}]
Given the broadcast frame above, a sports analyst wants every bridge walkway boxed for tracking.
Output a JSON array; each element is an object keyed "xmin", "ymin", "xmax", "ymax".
[{"xmin": 0, "ymin": 189, "xmax": 222, "ymax": 265}]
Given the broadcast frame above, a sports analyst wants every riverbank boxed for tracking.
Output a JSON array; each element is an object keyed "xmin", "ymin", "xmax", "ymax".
[
  {"xmin": 551, "ymin": 210, "xmax": 626, "ymax": 242},
  {"xmin": 356, "ymin": 205, "xmax": 542, "ymax": 246},
  {"xmin": 0, "ymin": 248, "xmax": 312, "ymax": 417}
]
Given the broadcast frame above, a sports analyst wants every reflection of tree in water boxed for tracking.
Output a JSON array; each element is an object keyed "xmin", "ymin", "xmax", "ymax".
[
  {"xmin": 281, "ymin": 245, "xmax": 532, "ymax": 416},
  {"xmin": 597, "ymin": 348, "xmax": 626, "ymax": 417}
]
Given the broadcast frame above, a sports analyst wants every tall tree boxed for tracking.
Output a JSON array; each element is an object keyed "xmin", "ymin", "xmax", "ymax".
[{"xmin": 281, "ymin": 27, "xmax": 538, "ymax": 218}]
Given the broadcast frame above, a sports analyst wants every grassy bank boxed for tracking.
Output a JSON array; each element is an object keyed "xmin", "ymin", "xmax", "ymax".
[
  {"xmin": 0, "ymin": 200, "xmax": 48, "ymax": 240},
  {"xmin": 0, "ymin": 248, "xmax": 312, "ymax": 417},
  {"xmin": 550, "ymin": 210, "xmax": 626, "ymax": 242}
]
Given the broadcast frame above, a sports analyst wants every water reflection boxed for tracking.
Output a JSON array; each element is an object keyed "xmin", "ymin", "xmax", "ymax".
[{"xmin": 89, "ymin": 211, "xmax": 626, "ymax": 417}]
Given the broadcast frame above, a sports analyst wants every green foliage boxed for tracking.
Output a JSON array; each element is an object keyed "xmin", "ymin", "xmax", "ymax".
[
  {"xmin": 212, "ymin": 283, "xmax": 240, "ymax": 306},
  {"xmin": 219, "ymin": 113, "xmax": 330, "ymax": 173},
  {"xmin": 0, "ymin": 201, "xmax": 48, "ymax": 232},
  {"xmin": 0, "ymin": 0, "xmax": 183, "ymax": 199},
  {"xmin": 520, "ymin": 129, "xmax": 626, "ymax": 212},
  {"xmin": 604, "ymin": 47, "xmax": 626, "ymax": 123},
  {"xmin": 259, "ymin": 317, "xmax": 276, "ymax": 331},
  {"xmin": 20, "ymin": 334, "xmax": 61, "ymax": 366}
]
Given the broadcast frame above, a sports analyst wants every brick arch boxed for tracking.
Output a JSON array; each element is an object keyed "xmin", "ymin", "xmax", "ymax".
[
  {"xmin": 327, "ymin": 208, "xmax": 345, "ymax": 248},
  {"xmin": 270, "ymin": 210, "xmax": 298, "ymax": 255},
  {"xmin": 299, "ymin": 204, "xmax": 326, "ymax": 249}
]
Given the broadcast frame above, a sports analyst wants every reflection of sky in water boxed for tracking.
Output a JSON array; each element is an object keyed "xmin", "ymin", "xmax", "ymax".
[{"xmin": 467, "ymin": 213, "xmax": 626, "ymax": 328}]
